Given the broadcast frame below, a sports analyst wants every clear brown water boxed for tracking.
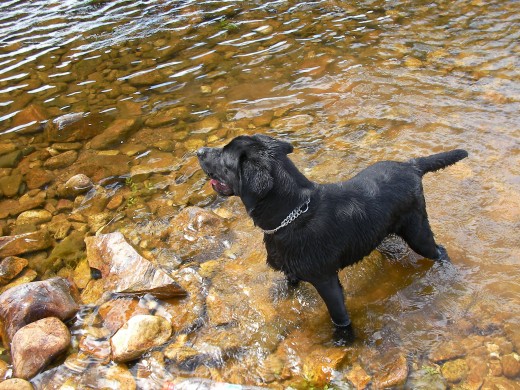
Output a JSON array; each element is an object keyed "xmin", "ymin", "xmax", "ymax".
[{"xmin": 0, "ymin": 0, "xmax": 519, "ymax": 388}]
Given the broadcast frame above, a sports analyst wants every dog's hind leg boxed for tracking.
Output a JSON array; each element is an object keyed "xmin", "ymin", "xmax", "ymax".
[
  {"xmin": 309, "ymin": 275, "xmax": 351, "ymax": 327},
  {"xmin": 399, "ymin": 214, "xmax": 447, "ymax": 260}
]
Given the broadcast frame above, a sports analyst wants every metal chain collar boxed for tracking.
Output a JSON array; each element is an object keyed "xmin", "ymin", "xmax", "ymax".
[{"xmin": 262, "ymin": 199, "xmax": 310, "ymax": 235}]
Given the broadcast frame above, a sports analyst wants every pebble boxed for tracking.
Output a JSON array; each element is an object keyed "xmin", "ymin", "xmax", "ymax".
[
  {"xmin": 502, "ymin": 353, "xmax": 520, "ymax": 379},
  {"xmin": 441, "ymin": 358, "xmax": 468, "ymax": 383},
  {"xmin": 43, "ymin": 150, "xmax": 78, "ymax": 169},
  {"xmin": 60, "ymin": 174, "xmax": 93, "ymax": 197},
  {"xmin": 16, "ymin": 209, "xmax": 52, "ymax": 226},
  {"xmin": 110, "ymin": 314, "xmax": 172, "ymax": 362},
  {"xmin": 0, "ymin": 256, "xmax": 28, "ymax": 285},
  {"xmin": 11, "ymin": 317, "xmax": 71, "ymax": 379},
  {"xmin": 0, "ymin": 378, "xmax": 34, "ymax": 390}
]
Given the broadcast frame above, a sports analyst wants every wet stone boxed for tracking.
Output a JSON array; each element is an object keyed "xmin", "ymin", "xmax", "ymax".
[
  {"xmin": 11, "ymin": 317, "xmax": 71, "ymax": 379},
  {"xmin": 0, "ymin": 230, "xmax": 52, "ymax": 257},
  {"xmin": 345, "ymin": 363, "xmax": 371, "ymax": 390},
  {"xmin": 373, "ymin": 354, "xmax": 409, "ymax": 389},
  {"xmin": 145, "ymin": 106, "xmax": 189, "ymax": 128},
  {"xmin": 0, "ymin": 172, "xmax": 23, "ymax": 197},
  {"xmin": 16, "ymin": 209, "xmax": 52, "ymax": 226},
  {"xmin": 502, "ymin": 353, "xmax": 520, "ymax": 379},
  {"xmin": 110, "ymin": 314, "xmax": 172, "ymax": 362},
  {"xmin": 0, "ymin": 378, "xmax": 34, "ymax": 390},
  {"xmin": 98, "ymin": 297, "xmax": 151, "ymax": 333},
  {"xmin": 0, "ymin": 150, "xmax": 22, "ymax": 168},
  {"xmin": 0, "ymin": 142, "xmax": 17, "ymax": 156},
  {"xmin": 441, "ymin": 358, "xmax": 468, "ymax": 383},
  {"xmin": 85, "ymin": 232, "xmax": 186, "ymax": 298},
  {"xmin": 11, "ymin": 104, "xmax": 48, "ymax": 132},
  {"xmin": 0, "ymin": 268, "xmax": 38, "ymax": 294},
  {"xmin": 44, "ymin": 112, "xmax": 107, "ymax": 143},
  {"xmin": 0, "ymin": 256, "xmax": 28, "ymax": 285},
  {"xmin": 0, "ymin": 277, "xmax": 79, "ymax": 344},
  {"xmin": 89, "ymin": 118, "xmax": 140, "ymax": 150},
  {"xmin": 25, "ymin": 168, "xmax": 54, "ymax": 189},
  {"xmin": 43, "ymin": 150, "xmax": 78, "ymax": 170}
]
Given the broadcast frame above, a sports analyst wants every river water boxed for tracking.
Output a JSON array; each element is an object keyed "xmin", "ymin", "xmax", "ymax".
[{"xmin": 0, "ymin": 0, "xmax": 519, "ymax": 389}]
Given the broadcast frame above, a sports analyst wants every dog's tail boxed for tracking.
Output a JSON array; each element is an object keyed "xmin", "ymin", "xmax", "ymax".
[{"xmin": 411, "ymin": 149, "xmax": 468, "ymax": 176}]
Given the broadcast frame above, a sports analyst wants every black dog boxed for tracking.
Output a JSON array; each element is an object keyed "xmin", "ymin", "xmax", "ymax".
[{"xmin": 197, "ymin": 134, "xmax": 467, "ymax": 341}]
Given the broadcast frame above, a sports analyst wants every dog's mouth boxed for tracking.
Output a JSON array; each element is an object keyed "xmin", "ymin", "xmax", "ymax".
[{"xmin": 209, "ymin": 178, "xmax": 234, "ymax": 196}]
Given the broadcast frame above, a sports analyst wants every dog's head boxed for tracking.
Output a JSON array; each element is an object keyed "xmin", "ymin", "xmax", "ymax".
[{"xmin": 197, "ymin": 134, "xmax": 293, "ymax": 209}]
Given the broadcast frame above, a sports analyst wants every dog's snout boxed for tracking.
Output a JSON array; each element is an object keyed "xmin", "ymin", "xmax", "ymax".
[{"xmin": 197, "ymin": 147, "xmax": 208, "ymax": 158}]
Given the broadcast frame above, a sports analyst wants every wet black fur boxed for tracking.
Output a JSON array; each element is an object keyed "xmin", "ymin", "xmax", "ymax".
[{"xmin": 197, "ymin": 134, "xmax": 468, "ymax": 340}]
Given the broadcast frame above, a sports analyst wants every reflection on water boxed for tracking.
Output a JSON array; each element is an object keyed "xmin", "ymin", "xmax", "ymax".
[{"xmin": 0, "ymin": 0, "xmax": 519, "ymax": 388}]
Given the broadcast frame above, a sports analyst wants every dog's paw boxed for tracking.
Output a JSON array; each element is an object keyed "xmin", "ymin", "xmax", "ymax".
[
  {"xmin": 332, "ymin": 323, "xmax": 355, "ymax": 346},
  {"xmin": 435, "ymin": 245, "xmax": 450, "ymax": 262}
]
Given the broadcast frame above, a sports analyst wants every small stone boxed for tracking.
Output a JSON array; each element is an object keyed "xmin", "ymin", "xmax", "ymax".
[
  {"xmin": 16, "ymin": 209, "xmax": 52, "ymax": 226},
  {"xmin": 0, "ymin": 173, "xmax": 23, "ymax": 197},
  {"xmin": 99, "ymin": 297, "xmax": 150, "ymax": 333},
  {"xmin": 11, "ymin": 317, "xmax": 71, "ymax": 379},
  {"xmin": 0, "ymin": 256, "xmax": 28, "ymax": 285},
  {"xmin": 0, "ymin": 268, "xmax": 37, "ymax": 294},
  {"xmin": 0, "ymin": 230, "xmax": 52, "ymax": 257},
  {"xmin": 90, "ymin": 118, "xmax": 139, "ymax": 150},
  {"xmin": 73, "ymin": 258, "xmax": 92, "ymax": 289},
  {"xmin": 0, "ymin": 359, "xmax": 8, "ymax": 379},
  {"xmin": 0, "ymin": 143, "xmax": 17, "ymax": 156},
  {"xmin": 441, "ymin": 358, "xmax": 468, "ymax": 383},
  {"xmin": 0, "ymin": 150, "xmax": 22, "ymax": 168},
  {"xmin": 24, "ymin": 168, "xmax": 54, "ymax": 189},
  {"xmin": 302, "ymin": 346, "xmax": 349, "ymax": 386},
  {"xmin": 52, "ymin": 142, "xmax": 83, "ymax": 151},
  {"xmin": 373, "ymin": 354, "xmax": 409, "ymax": 388},
  {"xmin": 45, "ymin": 112, "xmax": 107, "ymax": 143},
  {"xmin": 59, "ymin": 174, "xmax": 93, "ymax": 197},
  {"xmin": 111, "ymin": 315, "xmax": 172, "ymax": 362},
  {"xmin": 345, "ymin": 363, "xmax": 371, "ymax": 390},
  {"xmin": 0, "ymin": 277, "xmax": 79, "ymax": 344},
  {"xmin": 0, "ymin": 378, "xmax": 34, "ymax": 390},
  {"xmin": 144, "ymin": 106, "xmax": 189, "ymax": 128},
  {"xmin": 502, "ymin": 353, "xmax": 520, "ymax": 379},
  {"xmin": 85, "ymin": 232, "xmax": 186, "ymax": 298},
  {"xmin": 43, "ymin": 150, "xmax": 78, "ymax": 169},
  {"xmin": 430, "ymin": 341, "xmax": 466, "ymax": 362},
  {"xmin": 106, "ymin": 194, "xmax": 124, "ymax": 210},
  {"xmin": 192, "ymin": 116, "xmax": 220, "ymax": 133},
  {"xmin": 80, "ymin": 279, "xmax": 104, "ymax": 305},
  {"xmin": 254, "ymin": 25, "xmax": 274, "ymax": 35}
]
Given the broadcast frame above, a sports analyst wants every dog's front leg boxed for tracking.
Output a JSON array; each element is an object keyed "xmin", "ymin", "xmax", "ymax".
[{"xmin": 309, "ymin": 275, "xmax": 355, "ymax": 344}]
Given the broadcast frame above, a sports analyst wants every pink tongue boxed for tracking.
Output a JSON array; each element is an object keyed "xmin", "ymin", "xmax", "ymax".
[{"xmin": 210, "ymin": 179, "xmax": 220, "ymax": 186}]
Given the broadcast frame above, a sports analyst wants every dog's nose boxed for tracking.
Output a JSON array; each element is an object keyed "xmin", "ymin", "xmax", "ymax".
[{"xmin": 196, "ymin": 147, "xmax": 207, "ymax": 158}]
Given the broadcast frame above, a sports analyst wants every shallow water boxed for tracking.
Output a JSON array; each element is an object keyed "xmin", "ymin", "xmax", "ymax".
[{"xmin": 0, "ymin": 0, "xmax": 519, "ymax": 388}]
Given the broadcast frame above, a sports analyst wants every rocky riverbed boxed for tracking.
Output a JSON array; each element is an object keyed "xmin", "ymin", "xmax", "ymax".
[{"xmin": 1, "ymin": 0, "xmax": 519, "ymax": 389}]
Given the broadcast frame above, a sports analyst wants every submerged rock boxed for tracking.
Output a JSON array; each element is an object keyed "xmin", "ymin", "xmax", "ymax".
[
  {"xmin": 0, "ymin": 277, "xmax": 79, "ymax": 345},
  {"xmin": 44, "ymin": 112, "xmax": 108, "ymax": 143},
  {"xmin": 89, "ymin": 118, "xmax": 140, "ymax": 150},
  {"xmin": 85, "ymin": 232, "xmax": 186, "ymax": 298},
  {"xmin": 110, "ymin": 314, "xmax": 172, "ymax": 362},
  {"xmin": 0, "ymin": 230, "xmax": 52, "ymax": 257},
  {"xmin": 59, "ymin": 173, "xmax": 93, "ymax": 197},
  {"xmin": 11, "ymin": 317, "xmax": 71, "ymax": 379},
  {"xmin": 43, "ymin": 150, "xmax": 78, "ymax": 170},
  {"xmin": 0, "ymin": 256, "xmax": 28, "ymax": 285},
  {"xmin": 373, "ymin": 354, "xmax": 409, "ymax": 388},
  {"xmin": 16, "ymin": 209, "xmax": 52, "ymax": 226},
  {"xmin": 0, "ymin": 378, "xmax": 34, "ymax": 389}
]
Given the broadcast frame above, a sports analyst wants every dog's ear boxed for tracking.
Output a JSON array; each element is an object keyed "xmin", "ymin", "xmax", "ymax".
[
  {"xmin": 238, "ymin": 155, "xmax": 273, "ymax": 211},
  {"xmin": 253, "ymin": 134, "xmax": 293, "ymax": 155}
]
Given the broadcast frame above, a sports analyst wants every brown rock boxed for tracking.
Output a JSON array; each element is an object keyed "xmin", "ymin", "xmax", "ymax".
[
  {"xmin": 16, "ymin": 209, "xmax": 52, "ymax": 226},
  {"xmin": 43, "ymin": 150, "xmax": 78, "ymax": 169},
  {"xmin": 0, "ymin": 230, "xmax": 52, "ymax": 257},
  {"xmin": 44, "ymin": 112, "xmax": 108, "ymax": 143},
  {"xmin": 346, "ymin": 363, "xmax": 371, "ymax": 390},
  {"xmin": 302, "ymin": 346, "xmax": 349, "ymax": 387},
  {"xmin": 59, "ymin": 173, "xmax": 93, "ymax": 197},
  {"xmin": 11, "ymin": 317, "xmax": 71, "ymax": 379},
  {"xmin": 373, "ymin": 354, "xmax": 409, "ymax": 389},
  {"xmin": 79, "ymin": 334, "xmax": 111, "ymax": 361},
  {"xmin": 85, "ymin": 232, "xmax": 186, "ymax": 298},
  {"xmin": 0, "ymin": 277, "xmax": 79, "ymax": 345},
  {"xmin": 90, "ymin": 118, "xmax": 140, "ymax": 150},
  {"xmin": 502, "ymin": 353, "xmax": 520, "ymax": 379},
  {"xmin": 0, "ymin": 359, "xmax": 7, "ymax": 379},
  {"xmin": 0, "ymin": 268, "xmax": 37, "ymax": 294},
  {"xmin": 80, "ymin": 279, "xmax": 104, "ymax": 305},
  {"xmin": 11, "ymin": 104, "xmax": 48, "ymax": 133},
  {"xmin": 24, "ymin": 168, "xmax": 54, "ymax": 189},
  {"xmin": 0, "ymin": 378, "xmax": 34, "ymax": 390},
  {"xmin": 0, "ymin": 150, "xmax": 22, "ymax": 169},
  {"xmin": 430, "ymin": 341, "xmax": 466, "ymax": 362},
  {"xmin": 0, "ymin": 256, "xmax": 28, "ymax": 285},
  {"xmin": 0, "ymin": 172, "xmax": 23, "ymax": 197},
  {"xmin": 441, "ymin": 358, "xmax": 468, "ymax": 383},
  {"xmin": 110, "ymin": 315, "xmax": 172, "ymax": 362},
  {"xmin": 98, "ymin": 297, "xmax": 150, "ymax": 333}
]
